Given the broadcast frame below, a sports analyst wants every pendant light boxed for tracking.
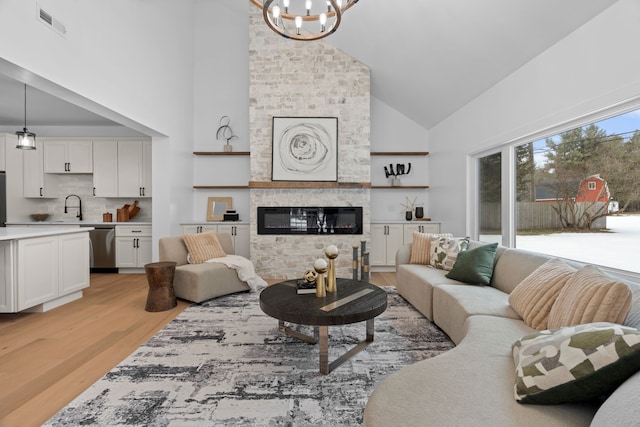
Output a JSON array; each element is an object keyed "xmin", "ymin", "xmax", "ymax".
[{"xmin": 16, "ymin": 84, "xmax": 36, "ymax": 150}]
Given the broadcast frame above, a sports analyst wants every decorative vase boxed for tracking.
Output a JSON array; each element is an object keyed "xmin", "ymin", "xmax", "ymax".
[
  {"xmin": 415, "ymin": 206, "xmax": 424, "ymax": 219},
  {"xmin": 324, "ymin": 245, "xmax": 339, "ymax": 293},
  {"xmin": 224, "ymin": 144, "xmax": 233, "ymax": 152},
  {"xmin": 405, "ymin": 211, "xmax": 413, "ymax": 221},
  {"xmin": 313, "ymin": 258, "xmax": 328, "ymax": 298}
]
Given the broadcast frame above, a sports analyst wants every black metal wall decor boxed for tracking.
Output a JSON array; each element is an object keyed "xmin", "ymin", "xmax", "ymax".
[
  {"xmin": 384, "ymin": 163, "xmax": 412, "ymax": 179},
  {"xmin": 216, "ymin": 116, "xmax": 238, "ymax": 152}
]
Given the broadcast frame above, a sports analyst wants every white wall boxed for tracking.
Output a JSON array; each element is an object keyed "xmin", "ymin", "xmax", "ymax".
[
  {"xmin": 0, "ymin": 0, "xmax": 195, "ymax": 256},
  {"xmin": 429, "ymin": 0, "xmax": 640, "ymax": 236},
  {"xmin": 370, "ymin": 96, "xmax": 430, "ymax": 222}
]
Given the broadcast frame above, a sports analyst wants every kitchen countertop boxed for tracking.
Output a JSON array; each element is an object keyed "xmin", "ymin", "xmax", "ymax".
[
  {"xmin": 0, "ymin": 226, "xmax": 94, "ymax": 241},
  {"xmin": 6, "ymin": 221, "xmax": 152, "ymax": 226}
]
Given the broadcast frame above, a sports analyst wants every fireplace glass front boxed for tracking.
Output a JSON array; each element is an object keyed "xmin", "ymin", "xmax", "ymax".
[{"xmin": 258, "ymin": 207, "xmax": 362, "ymax": 235}]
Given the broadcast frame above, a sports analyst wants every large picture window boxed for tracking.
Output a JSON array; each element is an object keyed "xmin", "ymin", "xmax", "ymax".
[{"xmin": 510, "ymin": 108, "xmax": 640, "ymax": 273}]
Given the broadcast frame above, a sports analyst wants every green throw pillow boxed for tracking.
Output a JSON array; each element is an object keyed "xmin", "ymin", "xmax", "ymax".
[
  {"xmin": 512, "ymin": 322, "xmax": 640, "ymax": 404},
  {"xmin": 445, "ymin": 243, "xmax": 497, "ymax": 285}
]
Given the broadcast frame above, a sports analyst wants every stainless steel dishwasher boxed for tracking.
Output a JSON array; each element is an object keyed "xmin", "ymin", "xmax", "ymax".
[{"xmin": 82, "ymin": 225, "xmax": 117, "ymax": 272}]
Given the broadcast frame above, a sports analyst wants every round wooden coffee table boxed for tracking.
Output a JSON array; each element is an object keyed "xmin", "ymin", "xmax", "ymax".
[{"xmin": 260, "ymin": 278, "xmax": 387, "ymax": 374}]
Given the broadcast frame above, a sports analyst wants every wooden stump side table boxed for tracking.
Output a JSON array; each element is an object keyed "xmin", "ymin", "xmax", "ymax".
[{"xmin": 144, "ymin": 261, "xmax": 178, "ymax": 312}]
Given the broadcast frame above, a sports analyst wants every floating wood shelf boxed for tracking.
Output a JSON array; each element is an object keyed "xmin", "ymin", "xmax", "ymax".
[
  {"xmin": 249, "ymin": 181, "xmax": 371, "ymax": 189},
  {"xmin": 370, "ymin": 151, "xmax": 429, "ymax": 156},
  {"xmin": 193, "ymin": 151, "xmax": 250, "ymax": 156},
  {"xmin": 371, "ymin": 186, "xmax": 430, "ymax": 189},
  {"xmin": 193, "ymin": 185, "xmax": 250, "ymax": 189}
]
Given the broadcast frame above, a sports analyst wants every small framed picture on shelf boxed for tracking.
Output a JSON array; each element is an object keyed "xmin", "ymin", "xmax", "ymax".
[{"xmin": 206, "ymin": 197, "xmax": 232, "ymax": 221}]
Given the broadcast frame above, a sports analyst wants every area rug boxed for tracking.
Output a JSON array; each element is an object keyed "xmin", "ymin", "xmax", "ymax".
[{"xmin": 45, "ymin": 287, "xmax": 453, "ymax": 426}]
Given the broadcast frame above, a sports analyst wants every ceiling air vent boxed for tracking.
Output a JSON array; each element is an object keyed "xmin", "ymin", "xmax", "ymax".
[{"xmin": 37, "ymin": 6, "xmax": 67, "ymax": 37}]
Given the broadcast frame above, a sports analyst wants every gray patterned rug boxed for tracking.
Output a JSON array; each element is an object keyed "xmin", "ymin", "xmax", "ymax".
[{"xmin": 45, "ymin": 287, "xmax": 453, "ymax": 426}]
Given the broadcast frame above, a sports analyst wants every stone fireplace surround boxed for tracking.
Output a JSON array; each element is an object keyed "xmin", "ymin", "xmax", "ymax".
[{"xmin": 249, "ymin": 7, "xmax": 371, "ymax": 280}]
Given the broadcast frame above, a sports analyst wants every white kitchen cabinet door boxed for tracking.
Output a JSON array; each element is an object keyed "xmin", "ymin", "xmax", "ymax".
[
  {"xmin": 217, "ymin": 224, "xmax": 250, "ymax": 258},
  {"xmin": 23, "ymin": 140, "xmax": 57, "ymax": 198},
  {"xmin": 58, "ymin": 233, "xmax": 90, "ymax": 294},
  {"xmin": 0, "ymin": 242, "xmax": 16, "ymax": 313},
  {"xmin": 136, "ymin": 236, "xmax": 153, "ymax": 267},
  {"xmin": 117, "ymin": 140, "xmax": 151, "ymax": 198},
  {"xmin": 370, "ymin": 224, "xmax": 404, "ymax": 266},
  {"xmin": 115, "ymin": 237, "xmax": 138, "ymax": 268},
  {"xmin": 44, "ymin": 140, "xmax": 93, "ymax": 173},
  {"xmin": 182, "ymin": 224, "xmax": 218, "ymax": 234},
  {"xmin": 403, "ymin": 223, "xmax": 441, "ymax": 243},
  {"xmin": 17, "ymin": 236, "xmax": 58, "ymax": 310},
  {"xmin": 92, "ymin": 141, "xmax": 119, "ymax": 197}
]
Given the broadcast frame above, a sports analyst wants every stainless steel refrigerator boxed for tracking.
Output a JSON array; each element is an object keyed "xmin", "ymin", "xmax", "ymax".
[{"xmin": 0, "ymin": 171, "xmax": 6, "ymax": 227}]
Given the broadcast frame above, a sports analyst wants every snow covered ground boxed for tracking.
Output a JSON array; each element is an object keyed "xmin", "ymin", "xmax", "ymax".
[{"xmin": 515, "ymin": 214, "xmax": 640, "ymax": 274}]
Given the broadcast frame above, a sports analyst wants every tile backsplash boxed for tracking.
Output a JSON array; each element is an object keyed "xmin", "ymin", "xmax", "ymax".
[{"xmin": 29, "ymin": 174, "xmax": 152, "ymax": 222}]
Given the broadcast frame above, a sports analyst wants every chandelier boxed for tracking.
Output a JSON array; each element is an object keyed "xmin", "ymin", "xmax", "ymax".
[{"xmin": 250, "ymin": 0, "xmax": 358, "ymax": 41}]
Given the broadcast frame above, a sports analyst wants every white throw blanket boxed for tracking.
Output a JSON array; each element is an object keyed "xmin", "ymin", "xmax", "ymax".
[{"xmin": 206, "ymin": 255, "xmax": 267, "ymax": 292}]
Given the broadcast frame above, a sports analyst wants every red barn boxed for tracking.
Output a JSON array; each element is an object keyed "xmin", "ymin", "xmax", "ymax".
[{"xmin": 575, "ymin": 174, "xmax": 610, "ymax": 204}]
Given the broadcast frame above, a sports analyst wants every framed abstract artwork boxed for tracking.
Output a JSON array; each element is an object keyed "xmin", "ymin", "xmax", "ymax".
[{"xmin": 271, "ymin": 117, "xmax": 338, "ymax": 182}]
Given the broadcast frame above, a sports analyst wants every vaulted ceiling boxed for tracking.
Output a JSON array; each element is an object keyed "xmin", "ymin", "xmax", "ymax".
[{"xmin": 0, "ymin": 0, "xmax": 618, "ymax": 131}]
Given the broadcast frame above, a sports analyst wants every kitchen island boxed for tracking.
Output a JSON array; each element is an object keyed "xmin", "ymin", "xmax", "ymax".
[{"xmin": 0, "ymin": 227, "xmax": 92, "ymax": 313}]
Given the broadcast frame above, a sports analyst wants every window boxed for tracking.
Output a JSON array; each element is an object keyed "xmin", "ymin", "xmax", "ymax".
[
  {"xmin": 511, "ymin": 108, "xmax": 640, "ymax": 273},
  {"xmin": 478, "ymin": 152, "xmax": 501, "ymax": 244}
]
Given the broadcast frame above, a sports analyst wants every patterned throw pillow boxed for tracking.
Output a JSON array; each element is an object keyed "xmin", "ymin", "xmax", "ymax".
[
  {"xmin": 409, "ymin": 232, "xmax": 453, "ymax": 265},
  {"xmin": 548, "ymin": 265, "xmax": 632, "ymax": 329},
  {"xmin": 182, "ymin": 232, "xmax": 226, "ymax": 264},
  {"xmin": 512, "ymin": 322, "xmax": 640, "ymax": 404},
  {"xmin": 508, "ymin": 259, "xmax": 577, "ymax": 330},
  {"xmin": 429, "ymin": 236, "xmax": 469, "ymax": 271}
]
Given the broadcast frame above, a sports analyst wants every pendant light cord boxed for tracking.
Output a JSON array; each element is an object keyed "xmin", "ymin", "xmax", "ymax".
[{"xmin": 24, "ymin": 84, "xmax": 27, "ymax": 130}]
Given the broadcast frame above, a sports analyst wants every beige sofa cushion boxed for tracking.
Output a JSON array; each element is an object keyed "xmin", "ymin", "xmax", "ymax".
[
  {"xmin": 409, "ymin": 232, "xmax": 452, "ymax": 265},
  {"xmin": 182, "ymin": 232, "xmax": 227, "ymax": 264},
  {"xmin": 509, "ymin": 259, "xmax": 576, "ymax": 330},
  {"xmin": 491, "ymin": 248, "xmax": 553, "ymax": 294},
  {"xmin": 548, "ymin": 265, "xmax": 632, "ymax": 329}
]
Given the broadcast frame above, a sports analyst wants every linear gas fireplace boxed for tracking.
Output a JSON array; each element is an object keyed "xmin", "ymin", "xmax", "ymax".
[{"xmin": 258, "ymin": 206, "xmax": 363, "ymax": 235}]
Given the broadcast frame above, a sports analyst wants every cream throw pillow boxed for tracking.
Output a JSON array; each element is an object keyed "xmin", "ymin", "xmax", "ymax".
[
  {"xmin": 182, "ymin": 232, "xmax": 226, "ymax": 264},
  {"xmin": 508, "ymin": 259, "xmax": 576, "ymax": 330},
  {"xmin": 548, "ymin": 265, "xmax": 632, "ymax": 329},
  {"xmin": 409, "ymin": 232, "xmax": 453, "ymax": 265}
]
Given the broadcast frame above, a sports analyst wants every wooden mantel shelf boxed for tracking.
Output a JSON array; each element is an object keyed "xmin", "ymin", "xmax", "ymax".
[
  {"xmin": 371, "ymin": 185, "xmax": 430, "ymax": 189},
  {"xmin": 370, "ymin": 151, "xmax": 429, "ymax": 156},
  {"xmin": 193, "ymin": 151, "xmax": 250, "ymax": 156},
  {"xmin": 249, "ymin": 181, "xmax": 371, "ymax": 189}
]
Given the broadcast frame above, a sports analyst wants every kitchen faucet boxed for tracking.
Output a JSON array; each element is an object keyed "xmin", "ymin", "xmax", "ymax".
[{"xmin": 64, "ymin": 194, "xmax": 83, "ymax": 221}]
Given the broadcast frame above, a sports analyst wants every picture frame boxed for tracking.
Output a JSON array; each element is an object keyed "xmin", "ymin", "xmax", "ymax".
[
  {"xmin": 271, "ymin": 116, "xmax": 338, "ymax": 182},
  {"xmin": 206, "ymin": 197, "xmax": 232, "ymax": 221}
]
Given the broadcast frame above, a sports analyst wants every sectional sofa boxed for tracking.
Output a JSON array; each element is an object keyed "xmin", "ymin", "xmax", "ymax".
[{"xmin": 364, "ymin": 240, "xmax": 640, "ymax": 426}]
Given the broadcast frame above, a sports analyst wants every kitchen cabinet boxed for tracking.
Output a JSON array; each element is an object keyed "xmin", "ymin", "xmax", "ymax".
[
  {"xmin": 92, "ymin": 140, "xmax": 119, "ymax": 197},
  {"xmin": 217, "ymin": 223, "xmax": 250, "ymax": 258},
  {"xmin": 43, "ymin": 140, "xmax": 93, "ymax": 173},
  {"xmin": 370, "ymin": 223, "xmax": 404, "ymax": 266},
  {"xmin": 14, "ymin": 232, "xmax": 89, "ymax": 312},
  {"xmin": 118, "ymin": 140, "xmax": 152, "ymax": 198},
  {"xmin": 115, "ymin": 225, "xmax": 152, "ymax": 268},
  {"xmin": 403, "ymin": 222, "xmax": 441, "ymax": 243},
  {"xmin": 0, "ymin": 242, "xmax": 14, "ymax": 312},
  {"xmin": 23, "ymin": 140, "xmax": 57, "ymax": 198},
  {"xmin": 181, "ymin": 223, "xmax": 250, "ymax": 258}
]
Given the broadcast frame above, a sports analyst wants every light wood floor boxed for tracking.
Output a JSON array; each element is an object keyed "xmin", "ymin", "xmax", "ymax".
[{"xmin": 0, "ymin": 271, "xmax": 396, "ymax": 427}]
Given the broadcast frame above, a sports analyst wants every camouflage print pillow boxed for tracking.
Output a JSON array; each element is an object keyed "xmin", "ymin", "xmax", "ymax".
[
  {"xmin": 512, "ymin": 322, "xmax": 640, "ymax": 404},
  {"xmin": 429, "ymin": 236, "xmax": 469, "ymax": 270}
]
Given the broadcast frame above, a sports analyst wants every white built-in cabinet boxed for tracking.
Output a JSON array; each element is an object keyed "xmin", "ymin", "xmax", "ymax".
[
  {"xmin": 115, "ymin": 225, "xmax": 152, "ymax": 268},
  {"xmin": 370, "ymin": 223, "xmax": 404, "ymax": 266},
  {"xmin": 43, "ymin": 140, "xmax": 93, "ymax": 173},
  {"xmin": 0, "ymin": 242, "xmax": 13, "ymax": 312},
  {"xmin": 371, "ymin": 222, "xmax": 441, "ymax": 267},
  {"xmin": 92, "ymin": 140, "xmax": 119, "ymax": 197},
  {"xmin": 23, "ymin": 140, "xmax": 58, "ymax": 198},
  {"xmin": 13, "ymin": 232, "xmax": 89, "ymax": 312},
  {"xmin": 181, "ymin": 223, "xmax": 250, "ymax": 258},
  {"xmin": 118, "ymin": 140, "xmax": 152, "ymax": 198}
]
